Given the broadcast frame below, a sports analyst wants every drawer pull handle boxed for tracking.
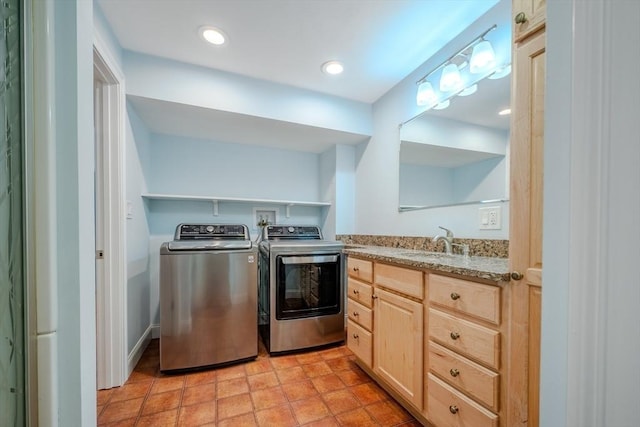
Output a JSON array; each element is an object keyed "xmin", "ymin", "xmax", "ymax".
[
  {"xmin": 352, "ymin": 333, "xmax": 359, "ymax": 339},
  {"xmin": 450, "ymin": 332, "xmax": 460, "ymax": 340},
  {"xmin": 449, "ymin": 405, "xmax": 459, "ymax": 414},
  {"xmin": 450, "ymin": 292, "xmax": 460, "ymax": 300},
  {"xmin": 352, "ymin": 289, "xmax": 359, "ymax": 295},
  {"xmin": 352, "ymin": 311, "xmax": 359, "ymax": 317},
  {"xmin": 449, "ymin": 368, "xmax": 460, "ymax": 377},
  {"xmin": 515, "ymin": 11, "xmax": 527, "ymax": 24}
]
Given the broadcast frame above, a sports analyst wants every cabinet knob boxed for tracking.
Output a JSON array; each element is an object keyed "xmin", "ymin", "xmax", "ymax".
[
  {"xmin": 450, "ymin": 292, "xmax": 460, "ymax": 300},
  {"xmin": 450, "ymin": 332, "xmax": 460, "ymax": 340},
  {"xmin": 449, "ymin": 405, "xmax": 459, "ymax": 414},
  {"xmin": 352, "ymin": 311, "xmax": 359, "ymax": 317},
  {"xmin": 449, "ymin": 368, "xmax": 460, "ymax": 377},
  {"xmin": 511, "ymin": 271, "xmax": 524, "ymax": 281},
  {"xmin": 352, "ymin": 333, "xmax": 359, "ymax": 339},
  {"xmin": 371, "ymin": 294, "xmax": 378, "ymax": 299},
  {"xmin": 352, "ymin": 289, "xmax": 359, "ymax": 295},
  {"xmin": 515, "ymin": 12, "xmax": 527, "ymax": 24},
  {"xmin": 352, "ymin": 266, "xmax": 359, "ymax": 272}
]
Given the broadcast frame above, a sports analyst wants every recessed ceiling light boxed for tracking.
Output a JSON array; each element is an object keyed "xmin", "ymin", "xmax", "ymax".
[
  {"xmin": 499, "ymin": 108, "xmax": 511, "ymax": 115},
  {"xmin": 199, "ymin": 26, "xmax": 226, "ymax": 45},
  {"xmin": 322, "ymin": 60, "xmax": 344, "ymax": 75}
]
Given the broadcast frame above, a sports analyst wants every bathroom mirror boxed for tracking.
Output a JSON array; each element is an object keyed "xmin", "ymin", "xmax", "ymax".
[{"xmin": 398, "ymin": 74, "xmax": 511, "ymax": 211}]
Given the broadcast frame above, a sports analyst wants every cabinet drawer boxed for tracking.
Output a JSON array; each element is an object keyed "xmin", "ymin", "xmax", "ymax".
[
  {"xmin": 348, "ymin": 278, "xmax": 373, "ymax": 308},
  {"xmin": 429, "ymin": 309, "xmax": 500, "ymax": 369},
  {"xmin": 429, "ymin": 274, "xmax": 501, "ymax": 325},
  {"xmin": 347, "ymin": 319, "xmax": 372, "ymax": 367},
  {"xmin": 429, "ymin": 341, "xmax": 499, "ymax": 412},
  {"xmin": 427, "ymin": 373, "xmax": 498, "ymax": 427},
  {"xmin": 347, "ymin": 298, "xmax": 373, "ymax": 331},
  {"xmin": 348, "ymin": 257, "xmax": 373, "ymax": 282},
  {"xmin": 374, "ymin": 263, "xmax": 424, "ymax": 300}
]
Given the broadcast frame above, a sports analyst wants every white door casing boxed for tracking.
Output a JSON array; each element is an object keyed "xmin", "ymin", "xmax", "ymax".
[{"xmin": 93, "ymin": 38, "xmax": 127, "ymax": 389}]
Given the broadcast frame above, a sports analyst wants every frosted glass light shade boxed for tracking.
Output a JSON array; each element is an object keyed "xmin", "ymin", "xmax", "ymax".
[
  {"xmin": 458, "ymin": 84, "xmax": 478, "ymax": 97},
  {"xmin": 416, "ymin": 81, "xmax": 437, "ymax": 106},
  {"xmin": 469, "ymin": 40, "xmax": 496, "ymax": 73},
  {"xmin": 433, "ymin": 99, "xmax": 450, "ymax": 110},
  {"xmin": 489, "ymin": 64, "xmax": 511, "ymax": 79},
  {"xmin": 440, "ymin": 63, "xmax": 462, "ymax": 92}
]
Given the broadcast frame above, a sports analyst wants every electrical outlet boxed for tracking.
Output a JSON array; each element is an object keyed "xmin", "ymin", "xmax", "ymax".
[
  {"xmin": 478, "ymin": 206, "xmax": 501, "ymax": 230},
  {"xmin": 254, "ymin": 208, "xmax": 277, "ymax": 228}
]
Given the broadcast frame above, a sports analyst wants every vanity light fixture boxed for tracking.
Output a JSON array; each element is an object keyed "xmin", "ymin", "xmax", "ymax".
[
  {"xmin": 199, "ymin": 26, "xmax": 227, "ymax": 45},
  {"xmin": 440, "ymin": 63, "xmax": 463, "ymax": 92},
  {"xmin": 469, "ymin": 40, "xmax": 496, "ymax": 73},
  {"xmin": 433, "ymin": 99, "xmax": 450, "ymax": 110},
  {"xmin": 458, "ymin": 83, "xmax": 478, "ymax": 97},
  {"xmin": 414, "ymin": 24, "xmax": 508, "ymax": 110},
  {"xmin": 416, "ymin": 81, "xmax": 437, "ymax": 106},
  {"xmin": 322, "ymin": 60, "xmax": 344, "ymax": 75},
  {"xmin": 489, "ymin": 64, "xmax": 512, "ymax": 79}
]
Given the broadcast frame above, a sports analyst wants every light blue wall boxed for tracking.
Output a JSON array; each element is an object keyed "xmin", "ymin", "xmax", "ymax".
[
  {"xmin": 400, "ymin": 164, "xmax": 453, "ymax": 206},
  {"xmin": 123, "ymin": 52, "xmax": 372, "ymax": 137},
  {"xmin": 55, "ymin": 0, "xmax": 96, "ymax": 425},
  {"xmin": 93, "ymin": 0, "xmax": 122, "ymax": 68},
  {"xmin": 452, "ymin": 156, "xmax": 507, "ymax": 202},
  {"xmin": 148, "ymin": 134, "xmax": 321, "ymax": 202},
  {"xmin": 125, "ymin": 104, "xmax": 152, "ymax": 353},
  {"xmin": 334, "ymin": 145, "xmax": 356, "ymax": 235},
  {"xmin": 356, "ymin": 0, "xmax": 510, "ymax": 239}
]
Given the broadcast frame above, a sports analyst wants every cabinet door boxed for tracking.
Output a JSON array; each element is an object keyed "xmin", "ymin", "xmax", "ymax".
[
  {"xmin": 513, "ymin": 0, "xmax": 546, "ymax": 42},
  {"xmin": 373, "ymin": 287, "xmax": 423, "ymax": 409},
  {"xmin": 508, "ymin": 29, "xmax": 545, "ymax": 427}
]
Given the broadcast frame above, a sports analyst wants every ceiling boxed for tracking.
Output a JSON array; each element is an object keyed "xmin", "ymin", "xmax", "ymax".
[{"xmin": 97, "ymin": 0, "xmax": 509, "ymax": 151}]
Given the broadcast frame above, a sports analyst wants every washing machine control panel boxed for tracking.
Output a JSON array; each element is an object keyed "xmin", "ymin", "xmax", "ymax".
[{"xmin": 175, "ymin": 223, "xmax": 249, "ymax": 240}]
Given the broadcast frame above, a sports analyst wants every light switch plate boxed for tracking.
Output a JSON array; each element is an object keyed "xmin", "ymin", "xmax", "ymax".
[{"xmin": 479, "ymin": 206, "xmax": 501, "ymax": 230}]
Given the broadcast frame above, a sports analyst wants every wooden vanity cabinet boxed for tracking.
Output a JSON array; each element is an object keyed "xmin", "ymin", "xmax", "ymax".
[
  {"xmin": 513, "ymin": 0, "xmax": 545, "ymax": 42},
  {"xmin": 426, "ymin": 274, "xmax": 503, "ymax": 426},
  {"xmin": 346, "ymin": 256, "xmax": 508, "ymax": 426},
  {"xmin": 373, "ymin": 264, "xmax": 424, "ymax": 410},
  {"xmin": 346, "ymin": 258, "xmax": 374, "ymax": 367},
  {"xmin": 509, "ymin": 0, "xmax": 546, "ymax": 423}
]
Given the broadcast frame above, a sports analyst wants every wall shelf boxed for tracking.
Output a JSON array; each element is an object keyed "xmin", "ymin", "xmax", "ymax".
[{"xmin": 141, "ymin": 193, "xmax": 331, "ymax": 217}]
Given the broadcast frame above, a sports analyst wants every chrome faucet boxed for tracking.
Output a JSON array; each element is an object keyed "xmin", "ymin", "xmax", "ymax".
[{"xmin": 433, "ymin": 226, "xmax": 453, "ymax": 254}]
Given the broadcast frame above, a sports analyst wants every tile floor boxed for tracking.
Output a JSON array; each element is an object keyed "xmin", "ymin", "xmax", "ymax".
[{"xmin": 97, "ymin": 339, "xmax": 421, "ymax": 426}]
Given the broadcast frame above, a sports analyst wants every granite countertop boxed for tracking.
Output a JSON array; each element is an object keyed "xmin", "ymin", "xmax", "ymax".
[{"xmin": 343, "ymin": 245, "xmax": 510, "ymax": 282}]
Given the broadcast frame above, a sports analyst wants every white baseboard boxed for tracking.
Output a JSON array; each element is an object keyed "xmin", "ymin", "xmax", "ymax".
[
  {"xmin": 151, "ymin": 323, "xmax": 160, "ymax": 339},
  {"xmin": 127, "ymin": 325, "xmax": 153, "ymax": 377}
]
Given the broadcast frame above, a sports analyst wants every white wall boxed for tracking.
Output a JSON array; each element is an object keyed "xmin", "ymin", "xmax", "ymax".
[{"xmin": 543, "ymin": 1, "xmax": 640, "ymax": 426}]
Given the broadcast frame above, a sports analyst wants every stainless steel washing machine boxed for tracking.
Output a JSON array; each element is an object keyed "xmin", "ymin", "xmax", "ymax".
[{"xmin": 160, "ymin": 223, "xmax": 257, "ymax": 371}]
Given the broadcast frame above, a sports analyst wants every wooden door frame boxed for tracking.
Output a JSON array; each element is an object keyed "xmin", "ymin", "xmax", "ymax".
[{"xmin": 93, "ymin": 38, "xmax": 127, "ymax": 389}]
